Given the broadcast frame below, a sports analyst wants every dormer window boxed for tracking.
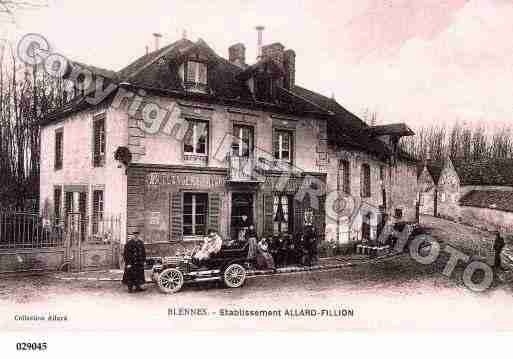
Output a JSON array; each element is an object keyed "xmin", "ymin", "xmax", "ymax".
[
  {"xmin": 185, "ymin": 60, "xmax": 208, "ymax": 93},
  {"xmin": 255, "ymin": 75, "xmax": 274, "ymax": 102}
]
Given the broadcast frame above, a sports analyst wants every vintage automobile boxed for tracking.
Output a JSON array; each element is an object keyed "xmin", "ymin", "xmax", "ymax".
[{"xmin": 150, "ymin": 243, "xmax": 250, "ymax": 294}]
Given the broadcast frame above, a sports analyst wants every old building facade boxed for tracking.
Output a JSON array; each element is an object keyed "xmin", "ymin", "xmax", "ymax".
[{"xmin": 39, "ymin": 35, "xmax": 417, "ymax": 251}]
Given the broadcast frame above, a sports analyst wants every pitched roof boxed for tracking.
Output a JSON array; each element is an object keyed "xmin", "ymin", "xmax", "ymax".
[
  {"xmin": 364, "ymin": 123, "xmax": 414, "ymax": 137},
  {"xmin": 43, "ymin": 38, "xmax": 415, "ymax": 161},
  {"xmin": 453, "ymin": 159, "xmax": 513, "ymax": 186},
  {"xmin": 459, "ymin": 190, "xmax": 513, "ymax": 213},
  {"xmin": 290, "ymin": 85, "xmax": 398, "ymax": 158},
  {"xmin": 71, "ymin": 61, "xmax": 119, "ymax": 80},
  {"xmin": 416, "ymin": 160, "xmax": 443, "ymax": 183},
  {"xmin": 117, "ymin": 38, "xmax": 194, "ymax": 80}
]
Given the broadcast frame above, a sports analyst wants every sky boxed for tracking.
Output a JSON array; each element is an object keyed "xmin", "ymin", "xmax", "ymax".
[{"xmin": 3, "ymin": 0, "xmax": 513, "ymax": 130}]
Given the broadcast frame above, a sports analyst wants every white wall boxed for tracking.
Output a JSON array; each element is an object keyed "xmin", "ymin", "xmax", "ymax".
[
  {"xmin": 127, "ymin": 95, "xmax": 326, "ymax": 174},
  {"xmin": 39, "ymin": 105, "xmax": 128, "ymax": 242}
]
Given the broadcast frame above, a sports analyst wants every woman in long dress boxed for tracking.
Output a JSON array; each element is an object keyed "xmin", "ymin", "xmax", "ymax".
[{"xmin": 245, "ymin": 224, "xmax": 258, "ymax": 263}]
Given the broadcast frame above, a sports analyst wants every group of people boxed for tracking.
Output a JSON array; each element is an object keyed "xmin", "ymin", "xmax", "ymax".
[
  {"xmin": 226, "ymin": 224, "xmax": 319, "ymax": 270},
  {"xmin": 266, "ymin": 224, "xmax": 319, "ymax": 268},
  {"xmin": 188, "ymin": 224, "xmax": 320, "ymax": 271},
  {"xmin": 122, "ymin": 225, "xmax": 319, "ymax": 292}
]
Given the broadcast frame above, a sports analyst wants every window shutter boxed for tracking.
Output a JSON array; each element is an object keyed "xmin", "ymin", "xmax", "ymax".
[
  {"xmin": 64, "ymin": 191, "xmax": 73, "ymax": 227},
  {"xmin": 263, "ymin": 194, "xmax": 274, "ymax": 235},
  {"xmin": 54, "ymin": 187, "xmax": 61, "ymax": 222},
  {"xmin": 93, "ymin": 120, "xmax": 100, "ymax": 166},
  {"xmin": 273, "ymin": 131, "xmax": 280, "ymax": 159},
  {"xmin": 55, "ymin": 131, "xmax": 63, "ymax": 169},
  {"xmin": 294, "ymin": 197, "xmax": 305, "ymax": 236},
  {"xmin": 79, "ymin": 192, "xmax": 87, "ymax": 241},
  {"xmin": 314, "ymin": 195, "xmax": 326, "ymax": 241},
  {"xmin": 208, "ymin": 192, "xmax": 221, "ymax": 232},
  {"xmin": 93, "ymin": 121, "xmax": 98, "ymax": 165},
  {"xmin": 170, "ymin": 192, "xmax": 183, "ymax": 241}
]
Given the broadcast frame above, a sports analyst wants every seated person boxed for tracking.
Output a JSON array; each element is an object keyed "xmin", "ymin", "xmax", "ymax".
[
  {"xmin": 256, "ymin": 237, "xmax": 276, "ymax": 270},
  {"xmin": 192, "ymin": 229, "xmax": 223, "ymax": 266}
]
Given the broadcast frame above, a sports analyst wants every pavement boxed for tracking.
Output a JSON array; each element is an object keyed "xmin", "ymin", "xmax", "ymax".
[
  {"xmin": 3, "ymin": 251, "xmax": 513, "ymax": 331},
  {"xmin": 51, "ymin": 252, "xmax": 403, "ymax": 282}
]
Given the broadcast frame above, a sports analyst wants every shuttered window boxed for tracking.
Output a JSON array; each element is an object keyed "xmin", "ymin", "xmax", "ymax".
[
  {"xmin": 263, "ymin": 194, "xmax": 274, "ymax": 235},
  {"xmin": 183, "ymin": 193, "xmax": 208, "ymax": 236},
  {"xmin": 361, "ymin": 164, "xmax": 371, "ymax": 198},
  {"xmin": 93, "ymin": 115, "xmax": 106, "ymax": 167},
  {"xmin": 208, "ymin": 193, "xmax": 221, "ymax": 232},
  {"xmin": 338, "ymin": 160, "xmax": 351, "ymax": 195},
  {"xmin": 315, "ymin": 195, "xmax": 326, "ymax": 241},
  {"xmin": 92, "ymin": 190, "xmax": 104, "ymax": 234},
  {"xmin": 79, "ymin": 192, "xmax": 87, "ymax": 240},
  {"xmin": 272, "ymin": 194, "xmax": 293, "ymax": 235},
  {"xmin": 55, "ymin": 129, "xmax": 63, "ymax": 170}
]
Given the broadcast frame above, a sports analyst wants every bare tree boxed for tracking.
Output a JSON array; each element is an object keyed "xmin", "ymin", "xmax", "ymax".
[
  {"xmin": 0, "ymin": 0, "xmax": 48, "ymax": 23},
  {"xmin": 0, "ymin": 43, "xmax": 65, "ymax": 210},
  {"xmin": 472, "ymin": 126, "xmax": 488, "ymax": 161}
]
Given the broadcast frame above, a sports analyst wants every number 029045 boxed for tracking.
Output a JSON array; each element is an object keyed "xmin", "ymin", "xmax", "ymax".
[{"xmin": 16, "ymin": 342, "xmax": 48, "ymax": 351}]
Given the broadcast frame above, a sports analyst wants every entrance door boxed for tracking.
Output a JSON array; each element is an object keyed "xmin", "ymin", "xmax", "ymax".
[
  {"xmin": 65, "ymin": 191, "xmax": 87, "ymax": 242},
  {"xmin": 230, "ymin": 193, "xmax": 254, "ymax": 240},
  {"xmin": 362, "ymin": 212, "xmax": 371, "ymax": 242}
]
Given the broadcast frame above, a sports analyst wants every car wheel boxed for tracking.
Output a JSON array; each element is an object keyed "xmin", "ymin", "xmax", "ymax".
[
  {"xmin": 223, "ymin": 263, "xmax": 246, "ymax": 288},
  {"xmin": 157, "ymin": 268, "xmax": 184, "ymax": 294}
]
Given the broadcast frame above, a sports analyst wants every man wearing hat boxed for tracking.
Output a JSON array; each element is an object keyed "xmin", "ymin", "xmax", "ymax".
[{"xmin": 122, "ymin": 231, "xmax": 146, "ymax": 292}]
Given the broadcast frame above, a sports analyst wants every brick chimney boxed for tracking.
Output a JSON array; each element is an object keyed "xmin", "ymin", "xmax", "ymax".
[
  {"xmin": 229, "ymin": 43, "xmax": 246, "ymax": 68},
  {"xmin": 261, "ymin": 43, "xmax": 296, "ymax": 90},
  {"xmin": 261, "ymin": 42, "xmax": 285, "ymax": 67},
  {"xmin": 283, "ymin": 49, "xmax": 296, "ymax": 90},
  {"xmin": 153, "ymin": 33, "xmax": 162, "ymax": 51}
]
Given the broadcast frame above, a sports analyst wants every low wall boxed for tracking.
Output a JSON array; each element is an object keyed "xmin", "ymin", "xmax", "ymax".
[
  {"xmin": 0, "ymin": 248, "xmax": 65, "ymax": 273},
  {"xmin": 460, "ymin": 206, "xmax": 513, "ymax": 233},
  {"xmin": 70, "ymin": 243, "xmax": 120, "ymax": 271},
  {"xmin": 0, "ymin": 243, "xmax": 121, "ymax": 273}
]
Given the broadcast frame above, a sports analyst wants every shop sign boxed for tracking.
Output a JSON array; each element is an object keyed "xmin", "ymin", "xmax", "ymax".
[{"xmin": 146, "ymin": 172, "xmax": 225, "ymax": 188}]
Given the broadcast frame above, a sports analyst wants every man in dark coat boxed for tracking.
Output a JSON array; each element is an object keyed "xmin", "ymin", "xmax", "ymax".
[
  {"xmin": 493, "ymin": 231, "xmax": 505, "ymax": 269},
  {"xmin": 122, "ymin": 232, "xmax": 146, "ymax": 293},
  {"xmin": 303, "ymin": 224, "xmax": 318, "ymax": 266}
]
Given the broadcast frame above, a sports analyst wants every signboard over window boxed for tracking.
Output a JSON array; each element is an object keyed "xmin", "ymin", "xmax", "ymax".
[{"xmin": 146, "ymin": 172, "xmax": 225, "ymax": 188}]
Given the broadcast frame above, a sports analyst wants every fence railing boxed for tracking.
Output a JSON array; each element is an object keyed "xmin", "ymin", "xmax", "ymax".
[
  {"xmin": 0, "ymin": 211, "xmax": 122, "ymax": 250},
  {"xmin": 0, "ymin": 211, "xmax": 64, "ymax": 250}
]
